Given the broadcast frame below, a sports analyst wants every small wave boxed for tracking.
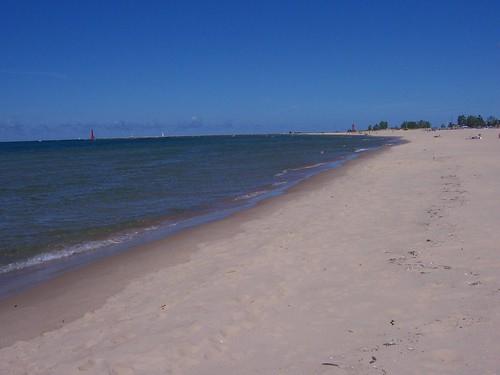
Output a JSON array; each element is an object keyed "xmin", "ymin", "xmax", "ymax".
[
  {"xmin": 0, "ymin": 227, "xmax": 158, "ymax": 275},
  {"xmin": 234, "ymin": 190, "xmax": 269, "ymax": 201},
  {"xmin": 354, "ymin": 148, "xmax": 370, "ymax": 153},
  {"xmin": 289, "ymin": 162, "xmax": 326, "ymax": 171},
  {"xmin": 274, "ymin": 169, "xmax": 288, "ymax": 177},
  {"xmin": 272, "ymin": 181, "xmax": 287, "ymax": 187}
]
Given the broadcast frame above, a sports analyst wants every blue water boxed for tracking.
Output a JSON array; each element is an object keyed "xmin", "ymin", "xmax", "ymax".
[{"xmin": 0, "ymin": 134, "xmax": 392, "ymax": 277}]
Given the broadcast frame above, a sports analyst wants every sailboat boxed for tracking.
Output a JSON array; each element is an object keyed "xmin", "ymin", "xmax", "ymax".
[{"xmin": 90, "ymin": 129, "xmax": 95, "ymax": 141}]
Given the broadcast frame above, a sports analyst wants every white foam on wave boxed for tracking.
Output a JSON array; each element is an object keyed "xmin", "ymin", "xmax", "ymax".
[
  {"xmin": 0, "ymin": 240, "xmax": 117, "ymax": 274},
  {"xmin": 354, "ymin": 148, "xmax": 370, "ymax": 153},
  {"xmin": 272, "ymin": 181, "xmax": 287, "ymax": 187},
  {"xmin": 289, "ymin": 162, "xmax": 326, "ymax": 171},
  {"xmin": 234, "ymin": 190, "xmax": 269, "ymax": 201},
  {"xmin": 0, "ymin": 225, "xmax": 160, "ymax": 275}
]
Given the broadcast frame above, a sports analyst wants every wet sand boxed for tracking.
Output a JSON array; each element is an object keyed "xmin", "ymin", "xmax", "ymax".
[{"xmin": 1, "ymin": 129, "xmax": 499, "ymax": 374}]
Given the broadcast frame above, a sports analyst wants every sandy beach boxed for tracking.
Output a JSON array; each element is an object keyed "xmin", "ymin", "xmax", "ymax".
[{"xmin": 1, "ymin": 128, "xmax": 499, "ymax": 374}]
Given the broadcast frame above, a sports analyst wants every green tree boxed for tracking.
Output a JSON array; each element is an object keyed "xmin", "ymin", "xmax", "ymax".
[
  {"xmin": 369, "ymin": 121, "xmax": 389, "ymax": 131},
  {"xmin": 400, "ymin": 120, "xmax": 431, "ymax": 129},
  {"xmin": 457, "ymin": 115, "xmax": 466, "ymax": 126},
  {"xmin": 487, "ymin": 116, "xmax": 498, "ymax": 127},
  {"xmin": 379, "ymin": 121, "xmax": 389, "ymax": 130},
  {"xmin": 465, "ymin": 115, "xmax": 485, "ymax": 128},
  {"xmin": 477, "ymin": 115, "xmax": 485, "ymax": 127}
]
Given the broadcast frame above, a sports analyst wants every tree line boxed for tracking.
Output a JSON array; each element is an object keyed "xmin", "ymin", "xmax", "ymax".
[
  {"xmin": 367, "ymin": 120, "xmax": 430, "ymax": 131},
  {"xmin": 367, "ymin": 121, "xmax": 388, "ymax": 131},
  {"xmin": 456, "ymin": 115, "xmax": 500, "ymax": 128},
  {"xmin": 366, "ymin": 114, "xmax": 499, "ymax": 131}
]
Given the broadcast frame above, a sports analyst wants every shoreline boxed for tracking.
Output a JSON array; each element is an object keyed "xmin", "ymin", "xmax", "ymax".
[
  {"xmin": 0, "ymin": 142, "xmax": 393, "ymax": 348},
  {"xmin": 0, "ymin": 138, "xmax": 397, "ymax": 300},
  {"xmin": 1, "ymin": 129, "xmax": 500, "ymax": 374}
]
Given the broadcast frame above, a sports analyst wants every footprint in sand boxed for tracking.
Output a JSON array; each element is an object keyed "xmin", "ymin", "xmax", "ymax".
[
  {"xmin": 110, "ymin": 364, "xmax": 135, "ymax": 375},
  {"xmin": 77, "ymin": 359, "xmax": 95, "ymax": 371}
]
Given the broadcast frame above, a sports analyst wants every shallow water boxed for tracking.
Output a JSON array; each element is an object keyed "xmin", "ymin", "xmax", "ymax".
[{"xmin": 0, "ymin": 134, "xmax": 392, "ymax": 276}]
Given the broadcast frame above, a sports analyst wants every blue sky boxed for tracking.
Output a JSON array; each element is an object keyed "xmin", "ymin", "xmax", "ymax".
[{"xmin": 1, "ymin": 0, "xmax": 499, "ymax": 140}]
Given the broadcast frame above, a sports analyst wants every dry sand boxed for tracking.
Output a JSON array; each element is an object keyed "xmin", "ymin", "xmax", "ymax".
[{"xmin": 1, "ymin": 129, "xmax": 499, "ymax": 374}]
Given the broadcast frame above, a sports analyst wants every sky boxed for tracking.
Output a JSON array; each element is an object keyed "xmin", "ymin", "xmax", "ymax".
[{"xmin": 1, "ymin": 0, "xmax": 499, "ymax": 140}]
